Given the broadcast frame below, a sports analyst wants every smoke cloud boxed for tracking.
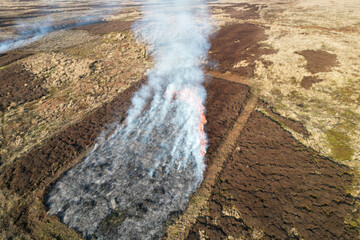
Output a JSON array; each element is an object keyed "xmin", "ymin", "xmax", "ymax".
[{"xmin": 47, "ymin": 0, "xmax": 211, "ymax": 239}]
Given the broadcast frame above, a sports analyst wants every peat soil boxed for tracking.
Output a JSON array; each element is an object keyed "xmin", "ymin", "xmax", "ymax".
[
  {"xmin": 204, "ymin": 77, "xmax": 250, "ymax": 157},
  {"xmin": 209, "ymin": 23, "xmax": 275, "ymax": 77},
  {"xmin": 187, "ymin": 111, "xmax": 358, "ymax": 240},
  {"xmin": 209, "ymin": 3, "xmax": 276, "ymax": 78},
  {"xmin": 295, "ymin": 49, "xmax": 339, "ymax": 74},
  {"xmin": 259, "ymin": 100, "xmax": 310, "ymax": 138},
  {"xmin": 0, "ymin": 63, "xmax": 47, "ymax": 111},
  {"xmin": 0, "ymin": 51, "xmax": 33, "ymax": 67},
  {"xmin": 214, "ymin": 3, "xmax": 263, "ymax": 21},
  {"xmin": 300, "ymin": 76, "xmax": 324, "ymax": 90},
  {"xmin": 0, "ymin": 77, "xmax": 251, "ymax": 238}
]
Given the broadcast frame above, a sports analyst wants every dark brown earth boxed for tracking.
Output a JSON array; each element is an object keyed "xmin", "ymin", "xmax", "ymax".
[
  {"xmin": 0, "ymin": 51, "xmax": 33, "ymax": 67},
  {"xmin": 74, "ymin": 20, "xmax": 133, "ymax": 35},
  {"xmin": 204, "ymin": 77, "xmax": 250, "ymax": 157},
  {"xmin": 259, "ymin": 100, "xmax": 310, "ymax": 138},
  {"xmin": 300, "ymin": 75, "xmax": 324, "ymax": 89},
  {"xmin": 187, "ymin": 111, "xmax": 358, "ymax": 240},
  {"xmin": 296, "ymin": 50, "xmax": 339, "ymax": 74},
  {"xmin": 0, "ymin": 77, "xmax": 251, "ymax": 238},
  {"xmin": 214, "ymin": 3, "xmax": 263, "ymax": 21},
  {"xmin": 0, "ymin": 64, "xmax": 47, "ymax": 111},
  {"xmin": 209, "ymin": 23, "xmax": 275, "ymax": 77}
]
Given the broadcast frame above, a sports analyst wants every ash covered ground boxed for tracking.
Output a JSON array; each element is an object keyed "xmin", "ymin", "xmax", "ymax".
[{"xmin": 1, "ymin": 0, "xmax": 360, "ymax": 239}]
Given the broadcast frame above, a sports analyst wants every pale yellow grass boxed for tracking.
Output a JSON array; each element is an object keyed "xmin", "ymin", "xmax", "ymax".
[{"xmin": 252, "ymin": 0, "xmax": 360, "ymax": 169}]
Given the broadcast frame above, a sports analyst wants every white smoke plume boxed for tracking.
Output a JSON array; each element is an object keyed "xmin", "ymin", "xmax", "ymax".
[
  {"xmin": 47, "ymin": 0, "xmax": 211, "ymax": 239},
  {"xmin": 128, "ymin": 0, "xmax": 211, "ymax": 179},
  {"xmin": 0, "ymin": 0, "xmax": 124, "ymax": 53}
]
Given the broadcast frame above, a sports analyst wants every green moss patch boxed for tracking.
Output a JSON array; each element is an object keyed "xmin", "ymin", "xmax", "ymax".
[{"xmin": 326, "ymin": 128, "xmax": 354, "ymax": 161}]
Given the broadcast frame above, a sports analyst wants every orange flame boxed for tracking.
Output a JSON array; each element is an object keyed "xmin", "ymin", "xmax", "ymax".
[
  {"xmin": 199, "ymin": 106, "xmax": 207, "ymax": 156},
  {"xmin": 174, "ymin": 87, "xmax": 207, "ymax": 157}
]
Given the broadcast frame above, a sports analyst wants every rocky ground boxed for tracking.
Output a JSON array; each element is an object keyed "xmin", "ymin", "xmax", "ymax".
[{"xmin": 0, "ymin": 0, "xmax": 359, "ymax": 239}]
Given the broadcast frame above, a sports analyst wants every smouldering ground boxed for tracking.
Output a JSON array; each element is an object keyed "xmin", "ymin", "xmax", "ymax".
[{"xmin": 0, "ymin": 0, "xmax": 360, "ymax": 239}]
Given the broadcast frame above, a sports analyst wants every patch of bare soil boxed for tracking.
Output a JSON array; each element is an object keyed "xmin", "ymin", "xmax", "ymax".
[
  {"xmin": 259, "ymin": 100, "xmax": 310, "ymax": 138},
  {"xmin": 0, "ymin": 64, "xmax": 47, "ymax": 111},
  {"xmin": 0, "ymin": 77, "xmax": 250, "ymax": 239},
  {"xmin": 204, "ymin": 77, "xmax": 251, "ymax": 157},
  {"xmin": 216, "ymin": 3, "xmax": 262, "ymax": 21},
  {"xmin": 300, "ymin": 75, "xmax": 324, "ymax": 89},
  {"xmin": 187, "ymin": 111, "xmax": 358, "ymax": 240},
  {"xmin": 0, "ymin": 51, "xmax": 33, "ymax": 67},
  {"xmin": 209, "ymin": 23, "xmax": 275, "ymax": 77},
  {"xmin": 75, "ymin": 20, "xmax": 133, "ymax": 35},
  {"xmin": 296, "ymin": 49, "xmax": 339, "ymax": 74}
]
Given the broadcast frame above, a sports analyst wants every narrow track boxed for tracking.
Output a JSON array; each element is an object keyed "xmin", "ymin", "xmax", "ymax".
[{"xmin": 207, "ymin": 70, "xmax": 251, "ymax": 86}]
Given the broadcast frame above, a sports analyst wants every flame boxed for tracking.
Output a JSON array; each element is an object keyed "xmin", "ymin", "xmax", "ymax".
[
  {"xmin": 174, "ymin": 87, "xmax": 207, "ymax": 157},
  {"xmin": 198, "ymin": 103, "xmax": 207, "ymax": 156}
]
